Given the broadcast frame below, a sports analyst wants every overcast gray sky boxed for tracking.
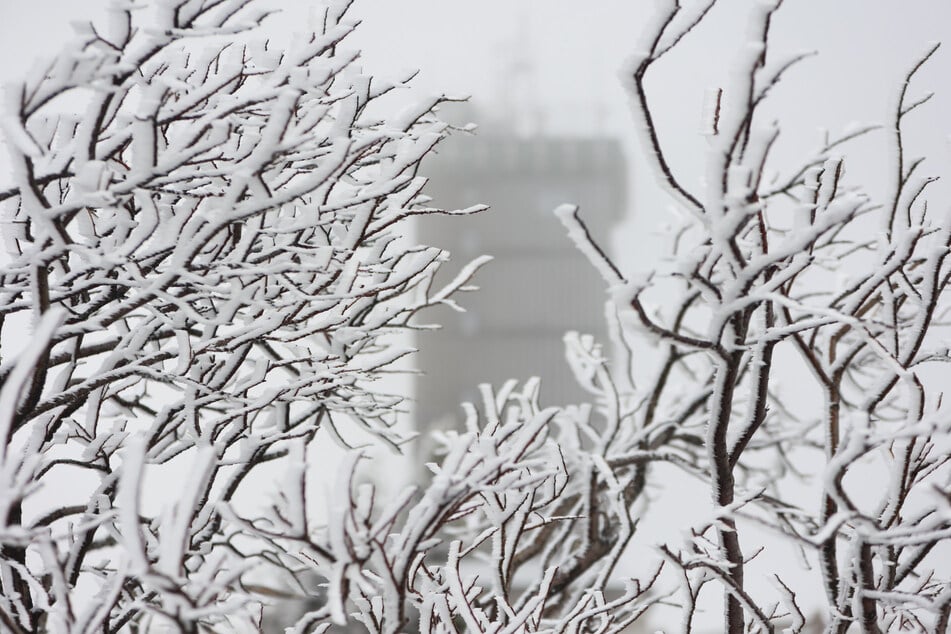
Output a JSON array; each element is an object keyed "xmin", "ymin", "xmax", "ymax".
[{"xmin": 3, "ymin": 0, "xmax": 950, "ymax": 264}]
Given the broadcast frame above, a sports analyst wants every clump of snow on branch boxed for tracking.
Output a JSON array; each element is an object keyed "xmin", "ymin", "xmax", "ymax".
[
  {"xmin": 547, "ymin": 2, "xmax": 951, "ymax": 632},
  {"xmin": 0, "ymin": 0, "xmax": 488, "ymax": 629},
  {"xmin": 276, "ymin": 379, "xmax": 663, "ymax": 633}
]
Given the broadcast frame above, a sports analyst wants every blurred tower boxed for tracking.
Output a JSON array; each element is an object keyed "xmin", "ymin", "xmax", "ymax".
[{"xmin": 415, "ymin": 129, "xmax": 627, "ymax": 432}]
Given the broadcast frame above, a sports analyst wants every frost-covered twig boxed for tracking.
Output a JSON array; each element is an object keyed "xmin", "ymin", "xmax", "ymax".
[{"xmin": 0, "ymin": 1, "xmax": 489, "ymax": 630}]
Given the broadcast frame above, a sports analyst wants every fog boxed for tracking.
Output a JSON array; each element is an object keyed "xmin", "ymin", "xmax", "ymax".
[
  {"xmin": 2, "ymin": 1, "xmax": 950, "ymax": 631},
  {"xmin": 6, "ymin": 0, "xmax": 950, "ymax": 260}
]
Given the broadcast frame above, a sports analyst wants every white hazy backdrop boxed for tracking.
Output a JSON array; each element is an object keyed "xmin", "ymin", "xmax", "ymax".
[
  {"xmin": 2, "ymin": 1, "xmax": 951, "ymax": 630},
  {"xmin": 10, "ymin": 0, "xmax": 951, "ymax": 282}
]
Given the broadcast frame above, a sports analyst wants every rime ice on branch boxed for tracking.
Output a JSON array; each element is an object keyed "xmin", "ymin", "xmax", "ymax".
[
  {"xmin": 0, "ymin": 0, "xmax": 485, "ymax": 630},
  {"xmin": 551, "ymin": 1, "xmax": 951, "ymax": 632}
]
